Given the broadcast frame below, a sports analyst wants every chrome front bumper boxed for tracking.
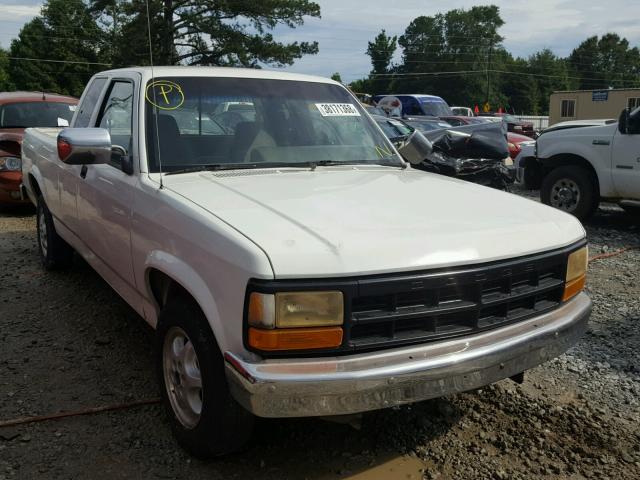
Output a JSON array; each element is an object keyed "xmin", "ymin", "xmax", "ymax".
[{"xmin": 225, "ymin": 292, "xmax": 591, "ymax": 418}]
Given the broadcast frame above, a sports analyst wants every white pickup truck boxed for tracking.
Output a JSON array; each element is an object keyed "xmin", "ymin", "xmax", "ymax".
[
  {"xmin": 520, "ymin": 108, "xmax": 640, "ymax": 219},
  {"xmin": 21, "ymin": 67, "xmax": 591, "ymax": 458}
]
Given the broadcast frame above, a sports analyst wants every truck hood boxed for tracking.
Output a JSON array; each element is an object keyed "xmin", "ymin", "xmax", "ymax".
[
  {"xmin": 165, "ymin": 167, "xmax": 585, "ymax": 278},
  {"xmin": 539, "ymin": 122, "xmax": 617, "ymax": 141}
]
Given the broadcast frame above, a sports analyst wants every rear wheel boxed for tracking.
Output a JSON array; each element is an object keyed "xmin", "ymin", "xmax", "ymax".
[
  {"xmin": 540, "ymin": 166, "xmax": 598, "ymax": 221},
  {"xmin": 36, "ymin": 196, "xmax": 74, "ymax": 270},
  {"xmin": 156, "ymin": 296, "xmax": 254, "ymax": 458}
]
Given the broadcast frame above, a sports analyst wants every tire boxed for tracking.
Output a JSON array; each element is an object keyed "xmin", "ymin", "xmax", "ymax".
[
  {"xmin": 621, "ymin": 205, "xmax": 640, "ymax": 216},
  {"xmin": 36, "ymin": 196, "xmax": 74, "ymax": 270},
  {"xmin": 523, "ymin": 163, "xmax": 542, "ymax": 190},
  {"xmin": 540, "ymin": 166, "xmax": 598, "ymax": 221},
  {"xmin": 156, "ymin": 296, "xmax": 254, "ymax": 458}
]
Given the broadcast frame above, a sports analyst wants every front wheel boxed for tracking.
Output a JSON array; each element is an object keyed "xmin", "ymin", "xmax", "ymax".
[
  {"xmin": 156, "ymin": 297, "xmax": 254, "ymax": 458},
  {"xmin": 540, "ymin": 166, "xmax": 598, "ymax": 221},
  {"xmin": 522, "ymin": 162, "xmax": 543, "ymax": 190}
]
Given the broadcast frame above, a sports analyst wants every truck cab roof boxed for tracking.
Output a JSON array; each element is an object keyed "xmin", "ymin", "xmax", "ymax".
[{"xmin": 97, "ymin": 66, "xmax": 340, "ymax": 85}]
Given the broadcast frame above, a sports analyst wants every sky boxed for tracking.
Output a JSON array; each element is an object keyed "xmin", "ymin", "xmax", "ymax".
[{"xmin": 1, "ymin": 0, "xmax": 639, "ymax": 83}]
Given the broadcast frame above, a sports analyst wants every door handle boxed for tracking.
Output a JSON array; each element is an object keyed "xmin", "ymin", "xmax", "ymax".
[{"xmin": 80, "ymin": 165, "xmax": 88, "ymax": 179}]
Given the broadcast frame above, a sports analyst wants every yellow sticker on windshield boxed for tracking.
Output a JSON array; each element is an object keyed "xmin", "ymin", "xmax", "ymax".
[
  {"xmin": 145, "ymin": 80, "xmax": 184, "ymax": 110},
  {"xmin": 375, "ymin": 144, "xmax": 394, "ymax": 158}
]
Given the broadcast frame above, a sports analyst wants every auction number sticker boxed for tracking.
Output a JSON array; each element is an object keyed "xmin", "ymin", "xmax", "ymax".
[{"xmin": 315, "ymin": 103, "xmax": 360, "ymax": 117}]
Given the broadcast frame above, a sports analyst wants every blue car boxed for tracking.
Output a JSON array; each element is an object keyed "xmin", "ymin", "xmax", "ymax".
[{"xmin": 372, "ymin": 94, "xmax": 453, "ymax": 117}]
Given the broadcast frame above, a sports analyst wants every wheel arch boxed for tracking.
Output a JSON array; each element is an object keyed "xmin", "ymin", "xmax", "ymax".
[
  {"xmin": 144, "ymin": 252, "xmax": 225, "ymax": 349},
  {"xmin": 539, "ymin": 154, "xmax": 600, "ymax": 197},
  {"xmin": 28, "ymin": 172, "xmax": 42, "ymax": 199}
]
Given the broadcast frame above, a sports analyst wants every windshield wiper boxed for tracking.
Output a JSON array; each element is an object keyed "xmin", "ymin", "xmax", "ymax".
[
  {"xmin": 164, "ymin": 162, "xmax": 314, "ymax": 176},
  {"xmin": 163, "ymin": 160, "xmax": 403, "ymax": 176}
]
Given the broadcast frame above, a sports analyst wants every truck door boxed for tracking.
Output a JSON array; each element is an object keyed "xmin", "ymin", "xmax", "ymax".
[
  {"xmin": 611, "ymin": 117, "xmax": 640, "ymax": 199},
  {"xmin": 58, "ymin": 77, "xmax": 107, "ymax": 232},
  {"xmin": 75, "ymin": 78, "xmax": 141, "ymax": 308}
]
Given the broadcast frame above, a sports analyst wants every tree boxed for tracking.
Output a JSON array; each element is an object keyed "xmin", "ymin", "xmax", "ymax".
[
  {"xmin": 9, "ymin": 0, "xmax": 105, "ymax": 96},
  {"xmin": 526, "ymin": 49, "xmax": 575, "ymax": 115},
  {"xmin": 498, "ymin": 56, "xmax": 539, "ymax": 114},
  {"xmin": 348, "ymin": 77, "xmax": 371, "ymax": 94},
  {"xmin": 330, "ymin": 72, "xmax": 342, "ymax": 83},
  {"xmin": 569, "ymin": 34, "xmax": 640, "ymax": 90},
  {"xmin": 0, "ymin": 48, "xmax": 13, "ymax": 91},
  {"xmin": 90, "ymin": 0, "xmax": 321, "ymax": 67},
  {"xmin": 393, "ymin": 5, "xmax": 504, "ymax": 107},
  {"xmin": 365, "ymin": 29, "xmax": 397, "ymax": 94}
]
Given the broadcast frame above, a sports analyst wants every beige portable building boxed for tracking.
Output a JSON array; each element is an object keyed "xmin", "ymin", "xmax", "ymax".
[{"xmin": 549, "ymin": 88, "xmax": 640, "ymax": 125}]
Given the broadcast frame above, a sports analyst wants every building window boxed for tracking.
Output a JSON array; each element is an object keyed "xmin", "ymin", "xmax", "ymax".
[
  {"xmin": 628, "ymin": 97, "xmax": 640, "ymax": 110},
  {"xmin": 561, "ymin": 99, "xmax": 575, "ymax": 118}
]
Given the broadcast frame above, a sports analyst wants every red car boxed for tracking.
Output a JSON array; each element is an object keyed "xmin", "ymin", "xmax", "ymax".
[
  {"xmin": 0, "ymin": 92, "xmax": 78, "ymax": 205},
  {"xmin": 439, "ymin": 115, "xmax": 486, "ymax": 126},
  {"xmin": 479, "ymin": 113, "xmax": 535, "ymax": 138},
  {"xmin": 507, "ymin": 132, "xmax": 534, "ymax": 159}
]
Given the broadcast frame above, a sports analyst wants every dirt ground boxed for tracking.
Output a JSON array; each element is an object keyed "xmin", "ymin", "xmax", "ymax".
[{"xmin": 1, "ymin": 195, "xmax": 639, "ymax": 480}]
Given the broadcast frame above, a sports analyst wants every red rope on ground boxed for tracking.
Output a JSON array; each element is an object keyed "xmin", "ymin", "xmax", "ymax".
[
  {"xmin": 588, "ymin": 246, "xmax": 640, "ymax": 263},
  {"xmin": 0, "ymin": 398, "xmax": 161, "ymax": 428}
]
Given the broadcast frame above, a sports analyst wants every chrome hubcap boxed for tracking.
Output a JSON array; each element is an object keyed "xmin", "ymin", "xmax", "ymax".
[
  {"xmin": 38, "ymin": 209, "xmax": 48, "ymax": 257},
  {"xmin": 550, "ymin": 178, "xmax": 580, "ymax": 212},
  {"xmin": 162, "ymin": 327, "xmax": 203, "ymax": 429}
]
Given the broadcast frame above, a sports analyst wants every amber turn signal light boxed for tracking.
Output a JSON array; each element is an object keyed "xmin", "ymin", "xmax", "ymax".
[
  {"xmin": 563, "ymin": 274, "xmax": 586, "ymax": 302},
  {"xmin": 563, "ymin": 246, "xmax": 588, "ymax": 302},
  {"xmin": 248, "ymin": 326, "xmax": 343, "ymax": 351}
]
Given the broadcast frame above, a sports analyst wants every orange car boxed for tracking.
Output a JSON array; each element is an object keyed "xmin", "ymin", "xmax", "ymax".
[{"xmin": 0, "ymin": 92, "xmax": 78, "ymax": 205}]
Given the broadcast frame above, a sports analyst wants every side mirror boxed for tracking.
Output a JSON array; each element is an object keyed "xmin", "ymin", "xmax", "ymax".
[
  {"xmin": 618, "ymin": 109, "xmax": 629, "ymax": 134},
  {"xmin": 397, "ymin": 130, "xmax": 433, "ymax": 165},
  {"xmin": 57, "ymin": 128, "xmax": 112, "ymax": 165}
]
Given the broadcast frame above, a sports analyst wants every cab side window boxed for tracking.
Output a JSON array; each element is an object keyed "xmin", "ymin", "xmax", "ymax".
[
  {"xmin": 74, "ymin": 78, "xmax": 107, "ymax": 128},
  {"xmin": 97, "ymin": 81, "xmax": 134, "ymax": 160}
]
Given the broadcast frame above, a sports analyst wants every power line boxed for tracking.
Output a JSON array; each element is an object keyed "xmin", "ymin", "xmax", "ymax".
[
  {"xmin": 8, "ymin": 57, "xmax": 112, "ymax": 66},
  {"xmin": 365, "ymin": 68, "xmax": 639, "ymax": 85}
]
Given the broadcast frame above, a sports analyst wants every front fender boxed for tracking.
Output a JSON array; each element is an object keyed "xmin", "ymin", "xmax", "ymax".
[
  {"xmin": 143, "ymin": 250, "xmax": 226, "ymax": 349},
  {"xmin": 536, "ymin": 137, "xmax": 612, "ymax": 195}
]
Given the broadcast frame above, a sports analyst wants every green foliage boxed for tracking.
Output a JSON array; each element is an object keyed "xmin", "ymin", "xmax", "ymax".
[
  {"xmin": 0, "ymin": 49, "xmax": 13, "ymax": 91},
  {"xmin": 90, "ymin": 0, "xmax": 320, "ymax": 67},
  {"xmin": 366, "ymin": 29, "xmax": 397, "ymax": 94},
  {"xmin": 569, "ymin": 34, "xmax": 640, "ymax": 90},
  {"xmin": 348, "ymin": 78, "xmax": 371, "ymax": 94},
  {"xmin": 358, "ymin": 6, "xmax": 639, "ymax": 115},
  {"xmin": 7, "ymin": 0, "xmax": 320, "ymax": 95},
  {"xmin": 392, "ymin": 5, "xmax": 504, "ymax": 106},
  {"xmin": 330, "ymin": 72, "xmax": 343, "ymax": 83},
  {"xmin": 526, "ymin": 49, "xmax": 576, "ymax": 114},
  {"xmin": 9, "ymin": 0, "xmax": 105, "ymax": 97}
]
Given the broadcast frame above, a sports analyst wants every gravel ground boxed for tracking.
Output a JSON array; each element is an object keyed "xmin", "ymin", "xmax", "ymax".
[{"xmin": 1, "ymin": 190, "xmax": 639, "ymax": 480}]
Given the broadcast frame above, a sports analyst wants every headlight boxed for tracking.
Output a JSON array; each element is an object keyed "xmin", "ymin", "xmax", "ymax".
[
  {"xmin": 247, "ymin": 291, "xmax": 344, "ymax": 351},
  {"xmin": 563, "ymin": 246, "xmax": 588, "ymax": 301},
  {"xmin": 0, "ymin": 156, "xmax": 21, "ymax": 171}
]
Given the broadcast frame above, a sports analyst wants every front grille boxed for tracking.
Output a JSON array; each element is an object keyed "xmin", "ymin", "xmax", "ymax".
[
  {"xmin": 247, "ymin": 244, "xmax": 578, "ymax": 357},
  {"xmin": 347, "ymin": 255, "xmax": 565, "ymax": 351}
]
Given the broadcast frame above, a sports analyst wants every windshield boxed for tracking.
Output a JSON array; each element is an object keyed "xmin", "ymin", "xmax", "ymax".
[
  {"xmin": 419, "ymin": 98, "xmax": 452, "ymax": 117},
  {"xmin": 0, "ymin": 101, "xmax": 76, "ymax": 128},
  {"xmin": 145, "ymin": 77, "xmax": 402, "ymax": 173}
]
